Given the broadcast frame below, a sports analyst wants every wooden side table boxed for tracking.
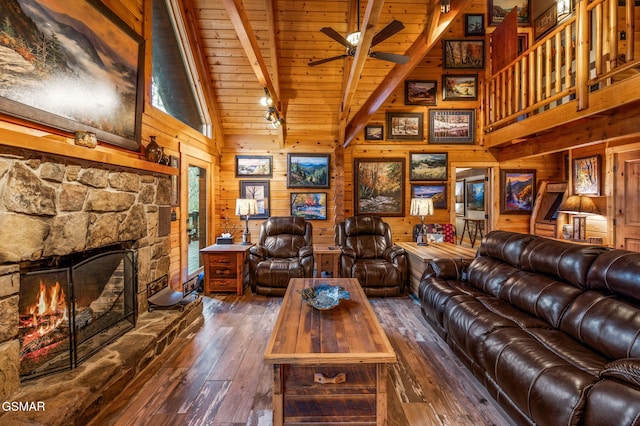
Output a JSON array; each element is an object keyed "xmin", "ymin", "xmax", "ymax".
[
  {"xmin": 460, "ymin": 217, "xmax": 485, "ymax": 247},
  {"xmin": 313, "ymin": 244, "xmax": 339, "ymax": 278},
  {"xmin": 200, "ymin": 244, "xmax": 252, "ymax": 295}
]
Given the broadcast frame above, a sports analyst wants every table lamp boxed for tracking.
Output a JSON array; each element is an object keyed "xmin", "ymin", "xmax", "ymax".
[
  {"xmin": 558, "ymin": 195, "xmax": 600, "ymax": 241},
  {"xmin": 235, "ymin": 198, "xmax": 259, "ymax": 244},
  {"xmin": 410, "ymin": 197, "xmax": 434, "ymax": 245}
]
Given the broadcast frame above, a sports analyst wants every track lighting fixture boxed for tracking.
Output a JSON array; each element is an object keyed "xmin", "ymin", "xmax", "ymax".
[
  {"xmin": 440, "ymin": 0, "xmax": 450, "ymax": 13},
  {"xmin": 260, "ymin": 88, "xmax": 285, "ymax": 129},
  {"xmin": 260, "ymin": 88, "xmax": 273, "ymax": 107}
]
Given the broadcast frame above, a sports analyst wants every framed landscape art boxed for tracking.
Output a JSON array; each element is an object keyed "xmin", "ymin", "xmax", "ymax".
[
  {"xmin": 235, "ymin": 155, "xmax": 273, "ymax": 177},
  {"xmin": 573, "ymin": 155, "xmax": 601, "ymax": 195},
  {"xmin": 405, "ymin": 80, "xmax": 437, "ymax": 106},
  {"xmin": 290, "ymin": 192, "xmax": 327, "ymax": 220},
  {"xmin": 364, "ymin": 125, "xmax": 384, "ymax": 140},
  {"xmin": 386, "ymin": 112, "xmax": 424, "ymax": 141},
  {"xmin": 429, "ymin": 109, "xmax": 475, "ymax": 144},
  {"xmin": 287, "ymin": 154, "xmax": 330, "ymax": 188},
  {"xmin": 411, "ymin": 184, "xmax": 447, "ymax": 209},
  {"xmin": 355, "ymin": 158, "xmax": 405, "ymax": 216},
  {"xmin": 500, "ymin": 170, "xmax": 536, "ymax": 214},
  {"xmin": 443, "ymin": 40, "xmax": 485, "ymax": 70},
  {"xmin": 240, "ymin": 180, "xmax": 270, "ymax": 219},
  {"xmin": 409, "ymin": 152, "xmax": 448, "ymax": 181},
  {"xmin": 0, "ymin": 0, "xmax": 144, "ymax": 151},
  {"xmin": 443, "ymin": 75, "xmax": 478, "ymax": 101},
  {"xmin": 489, "ymin": 0, "xmax": 530, "ymax": 25},
  {"xmin": 466, "ymin": 180, "xmax": 485, "ymax": 210},
  {"xmin": 465, "ymin": 14, "xmax": 485, "ymax": 36}
]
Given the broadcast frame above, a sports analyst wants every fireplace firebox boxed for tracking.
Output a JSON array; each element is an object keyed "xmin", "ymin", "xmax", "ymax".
[{"xmin": 19, "ymin": 246, "xmax": 137, "ymax": 380}]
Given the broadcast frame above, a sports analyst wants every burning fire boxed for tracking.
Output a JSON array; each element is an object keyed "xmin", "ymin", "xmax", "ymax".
[{"xmin": 20, "ymin": 281, "xmax": 69, "ymax": 349}]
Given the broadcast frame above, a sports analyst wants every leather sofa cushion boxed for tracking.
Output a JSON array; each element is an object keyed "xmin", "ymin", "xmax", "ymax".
[
  {"xmin": 499, "ymin": 270, "xmax": 583, "ymax": 328},
  {"xmin": 477, "ymin": 230, "xmax": 536, "ymax": 268},
  {"xmin": 560, "ymin": 291, "xmax": 640, "ymax": 359},
  {"xmin": 344, "ymin": 216, "xmax": 389, "ymax": 259},
  {"xmin": 600, "ymin": 358, "xmax": 640, "ymax": 387},
  {"xmin": 350, "ymin": 259, "xmax": 401, "ymax": 287},
  {"xmin": 482, "ymin": 327, "xmax": 599, "ymax": 426},
  {"xmin": 467, "ymin": 256, "xmax": 520, "ymax": 297},
  {"xmin": 587, "ymin": 250, "xmax": 640, "ymax": 304},
  {"xmin": 255, "ymin": 258, "xmax": 305, "ymax": 287},
  {"xmin": 519, "ymin": 238, "xmax": 608, "ymax": 288},
  {"xmin": 583, "ymin": 379, "xmax": 640, "ymax": 426}
]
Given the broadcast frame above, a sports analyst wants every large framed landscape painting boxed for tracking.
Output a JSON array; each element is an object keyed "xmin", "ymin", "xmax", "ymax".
[
  {"xmin": 410, "ymin": 152, "xmax": 448, "ymax": 181},
  {"xmin": 0, "ymin": 0, "xmax": 144, "ymax": 151},
  {"xmin": 287, "ymin": 154, "xmax": 330, "ymax": 188},
  {"xmin": 355, "ymin": 158, "xmax": 405, "ymax": 217},
  {"xmin": 500, "ymin": 170, "xmax": 536, "ymax": 214}
]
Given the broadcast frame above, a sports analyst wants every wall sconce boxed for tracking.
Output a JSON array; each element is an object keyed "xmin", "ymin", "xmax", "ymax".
[
  {"xmin": 558, "ymin": 195, "xmax": 600, "ymax": 241},
  {"xmin": 235, "ymin": 198, "xmax": 259, "ymax": 245},
  {"xmin": 410, "ymin": 197, "xmax": 434, "ymax": 245},
  {"xmin": 440, "ymin": 0, "xmax": 451, "ymax": 13}
]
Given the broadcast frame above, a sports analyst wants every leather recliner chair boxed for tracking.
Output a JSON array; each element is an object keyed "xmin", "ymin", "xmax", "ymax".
[
  {"xmin": 248, "ymin": 216, "xmax": 314, "ymax": 296},
  {"xmin": 336, "ymin": 215, "xmax": 407, "ymax": 296}
]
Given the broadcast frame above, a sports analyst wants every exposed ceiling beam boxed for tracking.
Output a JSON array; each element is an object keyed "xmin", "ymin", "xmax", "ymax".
[
  {"xmin": 343, "ymin": 0, "xmax": 473, "ymax": 147},
  {"xmin": 221, "ymin": 0, "xmax": 285, "ymax": 146},
  {"xmin": 339, "ymin": 0, "xmax": 385, "ymax": 125}
]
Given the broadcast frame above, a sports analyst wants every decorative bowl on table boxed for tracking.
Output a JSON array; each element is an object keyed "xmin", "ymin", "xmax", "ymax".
[{"xmin": 298, "ymin": 284, "xmax": 350, "ymax": 311}]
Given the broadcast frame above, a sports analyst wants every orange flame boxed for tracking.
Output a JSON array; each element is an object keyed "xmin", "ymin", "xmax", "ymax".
[{"xmin": 22, "ymin": 281, "xmax": 69, "ymax": 347}]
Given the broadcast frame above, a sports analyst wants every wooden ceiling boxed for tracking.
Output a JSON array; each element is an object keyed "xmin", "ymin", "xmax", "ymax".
[{"xmin": 188, "ymin": 0, "xmax": 470, "ymax": 148}]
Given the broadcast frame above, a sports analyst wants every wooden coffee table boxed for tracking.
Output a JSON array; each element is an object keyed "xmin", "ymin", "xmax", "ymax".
[{"xmin": 264, "ymin": 278, "xmax": 396, "ymax": 425}]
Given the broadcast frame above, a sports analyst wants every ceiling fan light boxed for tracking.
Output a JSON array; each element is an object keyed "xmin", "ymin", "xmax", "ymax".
[{"xmin": 346, "ymin": 31, "xmax": 361, "ymax": 46}]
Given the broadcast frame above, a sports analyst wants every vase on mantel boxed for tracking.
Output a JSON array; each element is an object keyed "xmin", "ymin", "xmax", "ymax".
[{"xmin": 146, "ymin": 136, "xmax": 163, "ymax": 163}]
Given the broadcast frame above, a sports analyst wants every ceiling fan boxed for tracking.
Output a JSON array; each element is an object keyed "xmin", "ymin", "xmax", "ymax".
[{"xmin": 308, "ymin": 18, "xmax": 410, "ymax": 67}]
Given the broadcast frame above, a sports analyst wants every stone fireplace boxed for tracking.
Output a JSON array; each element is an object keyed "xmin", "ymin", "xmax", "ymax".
[{"xmin": 0, "ymin": 144, "xmax": 176, "ymax": 399}]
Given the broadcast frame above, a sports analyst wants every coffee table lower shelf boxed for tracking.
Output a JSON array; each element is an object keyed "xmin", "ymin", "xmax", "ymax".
[{"xmin": 271, "ymin": 363, "xmax": 387, "ymax": 425}]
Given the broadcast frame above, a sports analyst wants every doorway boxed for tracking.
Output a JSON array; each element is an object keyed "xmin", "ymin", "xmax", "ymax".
[
  {"xmin": 454, "ymin": 167, "xmax": 493, "ymax": 247},
  {"xmin": 187, "ymin": 164, "xmax": 207, "ymax": 276}
]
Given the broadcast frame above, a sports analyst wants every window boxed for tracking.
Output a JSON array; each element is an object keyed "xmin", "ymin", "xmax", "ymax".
[{"xmin": 152, "ymin": 0, "xmax": 210, "ymax": 136}]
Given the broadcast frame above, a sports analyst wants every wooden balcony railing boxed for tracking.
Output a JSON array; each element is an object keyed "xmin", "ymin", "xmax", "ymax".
[{"xmin": 483, "ymin": 0, "xmax": 638, "ymax": 137}]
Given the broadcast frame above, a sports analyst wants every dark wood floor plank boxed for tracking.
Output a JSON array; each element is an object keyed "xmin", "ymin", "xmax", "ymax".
[{"xmin": 92, "ymin": 292, "xmax": 513, "ymax": 425}]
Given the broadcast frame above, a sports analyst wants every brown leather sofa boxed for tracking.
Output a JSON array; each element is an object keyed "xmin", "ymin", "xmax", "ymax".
[
  {"xmin": 335, "ymin": 215, "xmax": 408, "ymax": 296},
  {"xmin": 418, "ymin": 230, "xmax": 640, "ymax": 426},
  {"xmin": 248, "ymin": 216, "xmax": 314, "ymax": 296}
]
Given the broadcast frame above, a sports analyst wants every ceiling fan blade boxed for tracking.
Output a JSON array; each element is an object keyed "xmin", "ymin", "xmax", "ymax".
[
  {"xmin": 308, "ymin": 54, "xmax": 350, "ymax": 66},
  {"xmin": 319, "ymin": 27, "xmax": 353, "ymax": 48},
  {"xmin": 369, "ymin": 51, "xmax": 410, "ymax": 64},
  {"xmin": 371, "ymin": 20, "xmax": 405, "ymax": 47}
]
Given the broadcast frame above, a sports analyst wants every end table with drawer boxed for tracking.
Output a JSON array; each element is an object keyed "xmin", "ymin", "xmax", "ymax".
[{"xmin": 200, "ymin": 244, "xmax": 252, "ymax": 295}]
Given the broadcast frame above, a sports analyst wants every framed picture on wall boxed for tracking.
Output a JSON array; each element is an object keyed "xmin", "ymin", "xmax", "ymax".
[
  {"xmin": 573, "ymin": 155, "xmax": 601, "ymax": 195},
  {"xmin": 443, "ymin": 40, "xmax": 485, "ymax": 70},
  {"xmin": 500, "ymin": 170, "xmax": 536, "ymax": 214},
  {"xmin": 355, "ymin": 158, "xmax": 405, "ymax": 216},
  {"xmin": 239, "ymin": 180, "xmax": 270, "ymax": 219},
  {"xmin": 455, "ymin": 179, "xmax": 465, "ymax": 216},
  {"xmin": 489, "ymin": 0, "xmax": 530, "ymax": 25},
  {"xmin": 290, "ymin": 192, "xmax": 327, "ymax": 220},
  {"xmin": 443, "ymin": 74, "xmax": 478, "ymax": 101},
  {"xmin": 235, "ymin": 155, "xmax": 273, "ymax": 177},
  {"xmin": 409, "ymin": 152, "xmax": 448, "ymax": 181},
  {"xmin": 534, "ymin": 4, "xmax": 557, "ymax": 40},
  {"xmin": 411, "ymin": 183, "xmax": 448, "ymax": 209},
  {"xmin": 0, "ymin": 0, "xmax": 144, "ymax": 151},
  {"xmin": 465, "ymin": 14, "xmax": 485, "ymax": 36},
  {"xmin": 405, "ymin": 80, "xmax": 438, "ymax": 105},
  {"xmin": 364, "ymin": 125, "xmax": 384, "ymax": 140},
  {"xmin": 466, "ymin": 180, "xmax": 485, "ymax": 210},
  {"xmin": 386, "ymin": 112, "xmax": 424, "ymax": 141},
  {"xmin": 169, "ymin": 156, "xmax": 180, "ymax": 207},
  {"xmin": 287, "ymin": 154, "xmax": 330, "ymax": 188},
  {"xmin": 429, "ymin": 109, "xmax": 476, "ymax": 144}
]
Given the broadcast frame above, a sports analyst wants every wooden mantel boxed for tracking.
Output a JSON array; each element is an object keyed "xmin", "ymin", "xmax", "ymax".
[{"xmin": 0, "ymin": 123, "xmax": 177, "ymax": 176}]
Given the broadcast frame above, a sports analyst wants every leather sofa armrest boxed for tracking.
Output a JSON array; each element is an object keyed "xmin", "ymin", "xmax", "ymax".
[
  {"xmin": 421, "ymin": 258, "xmax": 468, "ymax": 281},
  {"xmin": 340, "ymin": 246, "xmax": 356, "ymax": 259},
  {"xmin": 299, "ymin": 245, "xmax": 313, "ymax": 259},
  {"xmin": 600, "ymin": 358, "xmax": 640, "ymax": 388},
  {"xmin": 383, "ymin": 245, "xmax": 406, "ymax": 262}
]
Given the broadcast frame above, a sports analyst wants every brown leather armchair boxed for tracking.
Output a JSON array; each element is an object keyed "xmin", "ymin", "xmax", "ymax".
[
  {"xmin": 336, "ymin": 215, "xmax": 408, "ymax": 296},
  {"xmin": 248, "ymin": 216, "xmax": 314, "ymax": 296}
]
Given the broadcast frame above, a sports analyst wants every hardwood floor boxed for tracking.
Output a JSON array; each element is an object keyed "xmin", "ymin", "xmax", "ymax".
[{"xmin": 90, "ymin": 293, "xmax": 513, "ymax": 426}]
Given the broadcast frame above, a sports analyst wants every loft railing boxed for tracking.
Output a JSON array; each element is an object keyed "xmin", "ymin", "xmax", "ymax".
[{"xmin": 483, "ymin": 0, "xmax": 638, "ymax": 134}]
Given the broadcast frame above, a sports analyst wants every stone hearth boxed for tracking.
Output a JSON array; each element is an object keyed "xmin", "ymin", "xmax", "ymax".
[{"xmin": 0, "ymin": 144, "xmax": 202, "ymax": 416}]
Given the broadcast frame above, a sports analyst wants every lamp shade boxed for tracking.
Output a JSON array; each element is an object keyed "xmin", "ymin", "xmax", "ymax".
[
  {"xmin": 235, "ymin": 198, "xmax": 259, "ymax": 216},
  {"xmin": 558, "ymin": 195, "xmax": 600, "ymax": 215},
  {"xmin": 410, "ymin": 197, "xmax": 434, "ymax": 217}
]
